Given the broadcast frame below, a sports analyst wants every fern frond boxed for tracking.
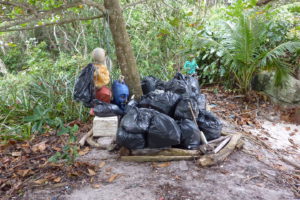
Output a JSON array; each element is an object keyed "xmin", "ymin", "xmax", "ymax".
[{"xmin": 260, "ymin": 41, "xmax": 300, "ymax": 67}]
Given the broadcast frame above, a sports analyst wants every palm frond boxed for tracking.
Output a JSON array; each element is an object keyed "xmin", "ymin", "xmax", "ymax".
[
  {"xmin": 272, "ymin": 60, "xmax": 292, "ymax": 87},
  {"xmin": 196, "ymin": 36, "xmax": 235, "ymax": 66},
  {"xmin": 260, "ymin": 41, "xmax": 300, "ymax": 67}
]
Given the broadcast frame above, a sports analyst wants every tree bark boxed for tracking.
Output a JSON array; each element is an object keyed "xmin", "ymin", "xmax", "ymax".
[
  {"xmin": 104, "ymin": 0, "xmax": 143, "ymax": 98},
  {"xmin": 296, "ymin": 67, "xmax": 300, "ymax": 80}
]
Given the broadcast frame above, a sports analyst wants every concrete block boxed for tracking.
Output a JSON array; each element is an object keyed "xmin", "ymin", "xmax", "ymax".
[{"xmin": 93, "ymin": 116, "xmax": 118, "ymax": 137}]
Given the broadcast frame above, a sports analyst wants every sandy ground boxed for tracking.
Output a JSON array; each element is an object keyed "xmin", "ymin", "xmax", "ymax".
[{"xmin": 24, "ymin": 119, "xmax": 300, "ymax": 200}]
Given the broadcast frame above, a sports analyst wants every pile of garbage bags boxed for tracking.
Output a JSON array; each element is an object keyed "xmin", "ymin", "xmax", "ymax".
[
  {"xmin": 73, "ymin": 67, "xmax": 222, "ymax": 150},
  {"xmin": 117, "ymin": 73, "xmax": 222, "ymax": 150}
]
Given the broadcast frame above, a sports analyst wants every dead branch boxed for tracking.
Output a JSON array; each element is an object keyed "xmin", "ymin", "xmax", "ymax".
[
  {"xmin": 0, "ymin": 0, "xmax": 106, "ymax": 33},
  {"xmin": 79, "ymin": 129, "xmax": 93, "ymax": 146},
  {"xmin": 86, "ymin": 136, "xmax": 107, "ymax": 149},
  {"xmin": 0, "ymin": 0, "xmax": 83, "ymax": 31},
  {"xmin": 208, "ymin": 135, "xmax": 231, "ymax": 144},
  {"xmin": 198, "ymin": 133, "xmax": 242, "ymax": 167},
  {"xmin": 131, "ymin": 148, "xmax": 201, "ymax": 156},
  {"xmin": 188, "ymin": 102, "xmax": 208, "ymax": 145},
  {"xmin": 0, "ymin": 14, "xmax": 104, "ymax": 32}
]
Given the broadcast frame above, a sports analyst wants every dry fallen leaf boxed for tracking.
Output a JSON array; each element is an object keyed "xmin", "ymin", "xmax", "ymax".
[
  {"xmin": 105, "ymin": 167, "xmax": 112, "ymax": 173},
  {"xmin": 256, "ymin": 183, "xmax": 264, "ymax": 187},
  {"xmin": 285, "ymin": 127, "xmax": 291, "ymax": 131},
  {"xmin": 53, "ymin": 177, "xmax": 61, "ymax": 183},
  {"xmin": 108, "ymin": 174, "xmax": 120, "ymax": 183},
  {"xmin": 256, "ymin": 154, "xmax": 264, "ymax": 161},
  {"xmin": 8, "ymin": 140, "xmax": 17, "ymax": 145},
  {"xmin": 153, "ymin": 162, "xmax": 171, "ymax": 168},
  {"xmin": 98, "ymin": 161, "xmax": 106, "ymax": 168},
  {"xmin": 17, "ymin": 169, "xmax": 30, "ymax": 177},
  {"xmin": 88, "ymin": 168, "xmax": 96, "ymax": 176},
  {"xmin": 21, "ymin": 143, "xmax": 30, "ymax": 148},
  {"xmin": 79, "ymin": 147, "xmax": 90, "ymax": 156},
  {"xmin": 273, "ymin": 164, "xmax": 287, "ymax": 171},
  {"xmin": 33, "ymin": 179, "xmax": 47, "ymax": 185},
  {"xmin": 32, "ymin": 141, "xmax": 47, "ymax": 152},
  {"xmin": 52, "ymin": 146, "xmax": 61, "ymax": 151},
  {"xmin": 288, "ymin": 138, "xmax": 295, "ymax": 145},
  {"xmin": 290, "ymin": 132, "xmax": 296, "ymax": 137},
  {"xmin": 92, "ymin": 184, "xmax": 101, "ymax": 189},
  {"xmin": 12, "ymin": 151, "xmax": 22, "ymax": 157}
]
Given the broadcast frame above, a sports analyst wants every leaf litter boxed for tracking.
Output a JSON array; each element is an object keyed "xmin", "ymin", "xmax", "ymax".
[{"xmin": 0, "ymin": 122, "xmax": 100, "ymax": 199}]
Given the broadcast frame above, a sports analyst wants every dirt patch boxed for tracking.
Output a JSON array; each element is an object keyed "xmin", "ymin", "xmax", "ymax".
[
  {"xmin": 11, "ymin": 88, "xmax": 300, "ymax": 199},
  {"xmin": 24, "ymin": 128, "xmax": 297, "ymax": 200}
]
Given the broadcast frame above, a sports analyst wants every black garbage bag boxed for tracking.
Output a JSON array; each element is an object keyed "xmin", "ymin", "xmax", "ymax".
[
  {"xmin": 177, "ymin": 119, "xmax": 201, "ymax": 149},
  {"xmin": 121, "ymin": 107, "xmax": 154, "ymax": 133},
  {"xmin": 185, "ymin": 76, "xmax": 200, "ymax": 94},
  {"xmin": 139, "ymin": 91, "xmax": 180, "ymax": 116},
  {"xmin": 73, "ymin": 64, "xmax": 95, "ymax": 107},
  {"xmin": 197, "ymin": 110, "xmax": 222, "ymax": 141},
  {"xmin": 124, "ymin": 99, "xmax": 139, "ymax": 113},
  {"xmin": 116, "ymin": 128, "xmax": 145, "ymax": 149},
  {"xmin": 171, "ymin": 73, "xmax": 200, "ymax": 95},
  {"xmin": 141, "ymin": 76, "xmax": 158, "ymax": 95},
  {"xmin": 155, "ymin": 79, "xmax": 166, "ymax": 90},
  {"xmin": 174, "ymin": 95, "xmax": 199, "ymax": 120},
  {"xmin": 165, "ymin": 79, "xmax": 189, "ymax": 95},
  {"xmin": 173, "ymin": 72, "xmax": 185, "ymax": 80},
  {"xmin": 195, "ymin": 94, "xmax": 206, "ymax": 110},
  {"xmin": 148, "ymin": 112, "xmax": 181, "ymax": 148},
  {"xmin": 94, "ymin": 102, "xmax": 124, "ymax": 117}
]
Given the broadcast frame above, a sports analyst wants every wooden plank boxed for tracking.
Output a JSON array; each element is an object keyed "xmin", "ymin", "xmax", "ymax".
[
  {"xmin": 131, "ymin": 148, "xmax": 201, "ymax": 156},
  {"xmin": 213, "ymin": 136, "xmax": 231, "ymax": 154},
  {"xmin": 120, "ymin": 155, "xmax": 198, "ymax": 162}
]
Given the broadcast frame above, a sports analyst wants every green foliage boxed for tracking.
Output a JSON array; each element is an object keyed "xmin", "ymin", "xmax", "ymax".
[
  {"xmin": 48, "ymin": 125, "xmax": 79, "ymax": 164},
  {"xmin": 0, "ymin": 44, "xmax": 90, "ymax": 141},
  {"xmin": 0, "ymin": 46, "xmax": 28, "ymax": 72},
  {"xmin": 124, "ymin": 0, "xmax": 203, "ymax": 80},
  {"xmin": 192, "ymin": 2, "xmax": 300, "ymax": 92}
]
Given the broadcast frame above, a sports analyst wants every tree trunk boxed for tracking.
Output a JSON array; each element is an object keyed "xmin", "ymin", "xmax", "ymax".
[
  {"xmin": 104, "ymin": 0, "xmax": 143, "ymax": 98},
  {"xmin": 296, "ymin": 67, "xmax": 300, "ymax": 80}
]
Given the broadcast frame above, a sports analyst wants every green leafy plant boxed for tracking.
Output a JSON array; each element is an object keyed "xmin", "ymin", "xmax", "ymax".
[
  {"xmin": 24, "ymin": 105, "xmax": 51, "ymax": 133},
  {"xmin": 0, "ymin": 50, "xmax": 89, "ymax": 142},
  {"xmin": 48, "ymin": 125, "xmax": 79, "ymax": 164},
  {"xmin": 195, "ymin": 13, "xmax": 300, "ymax": 93}
]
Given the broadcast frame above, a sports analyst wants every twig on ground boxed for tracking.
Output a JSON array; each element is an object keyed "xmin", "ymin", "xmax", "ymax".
[{"xmin": 79, "ymin": 129, "xmax": 93, "ymax": 146}]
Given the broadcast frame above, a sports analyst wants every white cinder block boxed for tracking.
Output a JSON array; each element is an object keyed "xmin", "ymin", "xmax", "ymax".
[{"xmin": 93, "ymin": 116, "xmax": 118, "ymax": 137}]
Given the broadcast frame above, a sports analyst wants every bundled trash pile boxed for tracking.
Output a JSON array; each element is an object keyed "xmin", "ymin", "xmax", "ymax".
[
  {"xmin": 117, "ymin": 73, "xmax": 222, "ymax": 150},
  {"xmin": 73, "ymin": 65, "xmax": 222, "ymax": 150}
]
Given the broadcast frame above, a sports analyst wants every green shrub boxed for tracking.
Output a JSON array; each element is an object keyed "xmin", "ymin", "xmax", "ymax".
[
  {"xmin": 192, "ymin": 1, "xmax": 300, "ymax": 91},
  {"xmin": 0, "ymin": 52, "xmax": 90, "ymax": 141}
]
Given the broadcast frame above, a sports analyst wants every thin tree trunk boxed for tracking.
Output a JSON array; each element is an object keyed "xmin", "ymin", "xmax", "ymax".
[
  {"xmin": 0, "ymin": 58, "xmax": 7, "ymax": 74},
  {"xmin": 104, "ymin": 0, "xmax": 143, "ymax": 98},
  {"xmin": 296, "ymin": 67, "xmax": 300, "ymax": 80}
]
